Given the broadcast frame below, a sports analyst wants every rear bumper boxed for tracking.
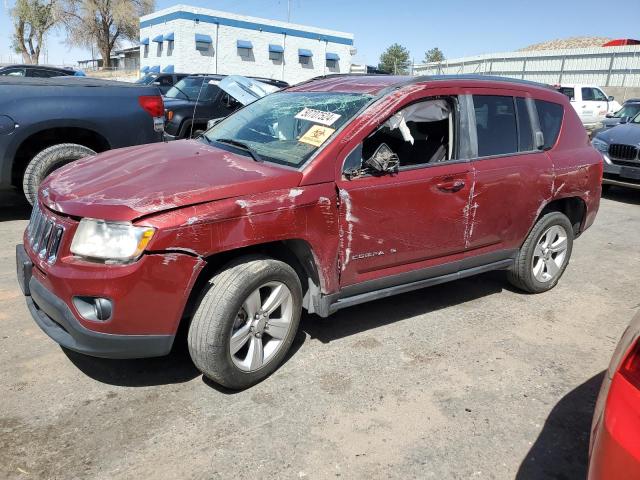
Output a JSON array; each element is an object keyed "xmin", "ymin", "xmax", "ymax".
[
  {"xmin": 27, "ymin": 272, "xmax": 174, "ymax": 358},
  {"xmin": 588, "ymin": 374, "xmax": 640, "ymax": 479}
]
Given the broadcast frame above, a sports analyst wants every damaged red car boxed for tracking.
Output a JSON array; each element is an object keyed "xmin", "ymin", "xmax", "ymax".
[{"xmin": 16, "ymin": 75, "xmax": 602, "ymax": 389}]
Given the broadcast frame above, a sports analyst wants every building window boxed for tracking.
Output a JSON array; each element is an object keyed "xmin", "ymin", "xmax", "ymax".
[
  {"xmin": 325, "ymin": 52, "xmax": 340, "ymax": 69},
  {"xmin": 269, "ymin": 44, "xmax": 284, "ymax": 62},
  {"xmin": 195, "ymin": 33, "xmax": 213, "ymax": 53},
  {"xmin": 237, "ymin": 40, "xmax": 253, "ymax": 59},
  {"xmin": 298, "ymin": 49, "xmax": 313, "ymax": 65}
]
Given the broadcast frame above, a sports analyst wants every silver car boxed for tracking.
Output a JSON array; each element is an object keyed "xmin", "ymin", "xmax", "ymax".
[{"xmin": 592, "ymin": 113, "xmax": 640, "ymax": 190}]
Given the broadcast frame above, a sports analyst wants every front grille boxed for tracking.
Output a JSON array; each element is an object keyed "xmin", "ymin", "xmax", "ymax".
[
  {"xmin": 611, "ymin": 159, "xmax": 640, "ymax": 168},
  {"xmin": 608, "ymin": 144, "xmax": 639, "ymax": 161},
  {"xmin": 27, "ymin": 203, "xmax": 64, "ymax": 264}
]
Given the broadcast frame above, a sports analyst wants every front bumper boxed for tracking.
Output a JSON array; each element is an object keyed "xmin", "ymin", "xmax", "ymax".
[
  {"xmin": 17, "ymin": 244, "xmax": 174, "ymax": 358},
  {"xmin": 602, "ymin": 157, "xmax": 640, "ymax": 189}
]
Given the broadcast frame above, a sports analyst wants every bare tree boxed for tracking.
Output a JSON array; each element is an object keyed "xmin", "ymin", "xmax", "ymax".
[
  {"xmin": 61, "ymin": 0, "xmax": 154, "ymax": 68},
  {"xmin": 11, "ymin": 0, "xmax": 58, "ymax": 64}
]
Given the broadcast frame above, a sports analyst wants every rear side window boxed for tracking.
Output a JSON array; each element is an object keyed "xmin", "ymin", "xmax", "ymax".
[
  {"xmin": 559, "ymin": 87, "xmax": 574, "ymax": 101},
  {"xmin": 473, "ymin": 95, "xmax": 518, "ymax": 157},
  {"xmin": 515, "ymin": 98, "xmax": 534, "ymax": 152},
  {"xmin": 534, "ymin": 100, "xmax": 563, "ymax": 150}
]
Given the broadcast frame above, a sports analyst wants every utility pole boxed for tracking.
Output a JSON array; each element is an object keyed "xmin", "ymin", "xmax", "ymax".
[{"xmin": 287, "ymin": 0, "xmax": 291, "ymax": 22}]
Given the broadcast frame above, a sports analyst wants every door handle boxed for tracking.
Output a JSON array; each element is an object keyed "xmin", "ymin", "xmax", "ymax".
[{"xmin": 436, "ymin": 179, "xmax": 465, "ymax": 193}]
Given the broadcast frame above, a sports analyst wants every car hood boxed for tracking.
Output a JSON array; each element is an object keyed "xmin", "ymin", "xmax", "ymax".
[
  {"xmin": 40, "ymin": 140, "xmax": 302, "ymax": 221},
  {"xmin": 595, "ymin": 122, "xmax": 640, "ymax": 145}
]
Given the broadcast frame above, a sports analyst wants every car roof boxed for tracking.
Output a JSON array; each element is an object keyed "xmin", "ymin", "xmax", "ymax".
[
  {"xmin": 0, "ymin": 64, "xmax": 75, "ymax": 72},
  {"xmin": 289, "ymin": 74, "xmax": 556, "ymax": 96}
]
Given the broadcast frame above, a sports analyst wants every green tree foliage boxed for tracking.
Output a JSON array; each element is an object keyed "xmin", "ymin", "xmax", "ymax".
[
  {"xmin": 424, "ymin": 47, "xmax": 445, "ymax": 63},
  {"xmin": 11, "ymin": 0, "xmax": 58, "ymax": 64},
  {"xmin": 61, "ymin": 0, "xmax": 154, "ymax": 67},
  {"xmin": 378, "ymin": 43, "xmax": 411, "ymax": 75}
]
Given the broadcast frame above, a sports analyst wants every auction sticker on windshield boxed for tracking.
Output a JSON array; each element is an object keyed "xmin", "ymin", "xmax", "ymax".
[
  {"xmin": 298, "ymin": 125, "xmax": 335, "ymax": 147},
  {"xmin": 295, "ymin": 108, "xmax": 341, "ymax": 126}
]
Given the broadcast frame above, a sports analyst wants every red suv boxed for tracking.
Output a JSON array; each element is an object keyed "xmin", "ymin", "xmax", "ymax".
[{"xmin": 16, "ymin": 75, "xmax": 602, "ymax": 389}]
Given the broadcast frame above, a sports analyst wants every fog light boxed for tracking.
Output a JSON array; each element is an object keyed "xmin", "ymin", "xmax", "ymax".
[{"xmin": 73, "ymin": 296, "xmax": 113, "ymax": 321}]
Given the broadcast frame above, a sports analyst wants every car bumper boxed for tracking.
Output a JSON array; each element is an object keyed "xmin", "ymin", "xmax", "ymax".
[
  {"xmin": 602, "ymin": 158, "xmax": 640, "ymax": 189},
  {"xmin": 17, "ymin": 240, "xmax": 205, "ymax": 359},
  {"xmin": 589, "ymin": 374, "xmax": 640, "ymax": 479}
]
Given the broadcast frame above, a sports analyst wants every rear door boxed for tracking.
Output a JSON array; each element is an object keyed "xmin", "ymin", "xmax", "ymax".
[{"xmin": 465, "ymin": 92, "xmax": 553, "ymax": 256}]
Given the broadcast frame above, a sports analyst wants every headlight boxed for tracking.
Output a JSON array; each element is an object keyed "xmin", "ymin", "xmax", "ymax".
[
  {"xmin": 70, "ymin": 219, "xmax": 155, "ymax": 263},
  {"xmin": 592, "ymin": 138, "xmax": 609, "ymax": 153}
]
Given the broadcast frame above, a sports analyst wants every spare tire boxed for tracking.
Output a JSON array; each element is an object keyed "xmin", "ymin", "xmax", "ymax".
[{"xmin": 23, "ymin": 143, "xmax": 96, "ymax": 205}]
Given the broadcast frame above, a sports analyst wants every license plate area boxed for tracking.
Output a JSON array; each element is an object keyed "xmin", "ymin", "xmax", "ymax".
[
  {"xmin": 16, "ymin": 245, "xmax": 33, "ymax": 295},
  {"xmin": 620, "ymin": 166, "xmax": 640, "ymax": 180}
]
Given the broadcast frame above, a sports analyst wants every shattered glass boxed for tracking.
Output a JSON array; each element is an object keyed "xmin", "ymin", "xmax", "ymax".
[{"xmin": 204, "ymin": 92, "xmax": 372, "ymax": 167}]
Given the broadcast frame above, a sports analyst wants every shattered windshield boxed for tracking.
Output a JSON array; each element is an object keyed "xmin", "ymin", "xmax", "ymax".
[{"xmin": 203, "ymin": 91, "xmax": 372, "ymax": 167}]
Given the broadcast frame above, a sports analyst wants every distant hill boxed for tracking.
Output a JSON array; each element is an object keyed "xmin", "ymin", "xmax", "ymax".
[{"xmin": 519, "ymin": 37, "xmax": 612, "ymax": 51}]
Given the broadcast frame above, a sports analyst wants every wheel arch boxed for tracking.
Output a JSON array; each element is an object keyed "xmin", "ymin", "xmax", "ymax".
[
  {"xmin": 11, "ymin": 127, "xmax": 111, "ymax": 188},
  {"xmin": 181, "ymin": 239, "xmax": 324, "ymax": 322},
  {"xmin": 538, "ymin": 196, "xmax": 587, "ymax": 237}
]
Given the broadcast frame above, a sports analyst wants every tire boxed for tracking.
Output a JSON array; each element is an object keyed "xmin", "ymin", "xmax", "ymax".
[
  {"xmin": 508, "ymin": 211, "xmax": 574, "ymax": 294},
  {"xmin": 188, "ymin": 255, "xmax": 303, "ymax": 389},
  {"xmin": 23, "ymin": 143, "xmax": 96, "ymax": 205}
]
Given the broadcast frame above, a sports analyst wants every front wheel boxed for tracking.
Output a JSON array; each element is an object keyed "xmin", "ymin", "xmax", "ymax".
[
  {"xmin": 508, "ymin": 211, "xmax": 574, "ymax": 293},
  {"xmin": 187, "ymin": 256, "xmax": 302, "ymax": 389}
]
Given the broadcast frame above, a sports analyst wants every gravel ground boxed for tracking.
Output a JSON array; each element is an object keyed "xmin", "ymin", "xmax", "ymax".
[{"xmin": 1, "ymin": 188, "xmax": 638, "ymax": 480}]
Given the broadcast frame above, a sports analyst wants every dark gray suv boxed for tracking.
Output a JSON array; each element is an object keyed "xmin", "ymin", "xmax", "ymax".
[{"xmin": 592, "ymin": 113, "xmax": 640, "ymax": 190}]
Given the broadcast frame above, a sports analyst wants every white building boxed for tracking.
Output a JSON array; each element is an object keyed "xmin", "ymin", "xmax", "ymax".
[{"xmin": 139, "ymin": 4, "xmax": 355, "ymax": 84}]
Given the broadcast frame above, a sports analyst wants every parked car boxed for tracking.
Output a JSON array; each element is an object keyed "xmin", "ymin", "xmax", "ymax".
[
  {"xmin": 135, "ymin": 72, "xmax": 189, "ymax": 95},
  {"xmin": 0, "ymin": 76, "xmax": 164, "ymax": 204},
  {"xmin": 0, "ymin": 64, "xmax": 85, "ymax": 77},
  {"xmin": 162, "ymin": 74, "xmax": 288, "ymax": 139},
  {"xmin": 588, "ymin": 312, "xmax": 640, "ymax": 479},
  {"xmin": 592, "ymin": 114, "xmax": 640, "ymax": 190},
  {"xmin": 557, "ymin": 84, "xmax": 622, "ymax": 130},
  {"xmin": 16, "ymin": 75, "xmax": 602, "ymax": 389},
  {"xmin": 592, "ymin": 98, "xmax": 640, "ymax": 135}
]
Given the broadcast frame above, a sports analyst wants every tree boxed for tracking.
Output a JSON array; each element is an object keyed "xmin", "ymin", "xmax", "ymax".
[
  {"xmin": 11, "ymin": 0, "xmax": 58, "ymax": 64},
  {"xmin": 424, "ymin": 47, "xmax": 445, "ymax": 63},
  {"xmin": 61, "ymin": 0, "xmax": 154, "ymax": 68},
  {"xmin": 378, "ymin": 43, "xmax": 410, "ymax": 75}
]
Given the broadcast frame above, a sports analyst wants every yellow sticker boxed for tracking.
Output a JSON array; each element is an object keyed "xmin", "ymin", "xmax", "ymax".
[{"xmin": 298, "ymin": 125, "xmax": 335, "ymax": 147}]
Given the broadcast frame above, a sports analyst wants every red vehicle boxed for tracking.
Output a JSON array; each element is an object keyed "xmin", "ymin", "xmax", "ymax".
[
  {"xmin": 16, "ymin": 75, "xmax": 602, "ymax": 389},
  {"xmin": 589, "ymin": 312, "xmax": 640, "ymax": 479}
]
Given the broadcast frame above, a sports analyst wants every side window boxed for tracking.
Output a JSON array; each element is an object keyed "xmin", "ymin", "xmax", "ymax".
[
  {"xmin": 559, "ymin": 87, "xmax": 575, "ymax": 101},
  {"xmin": 359, "ymin": 97, "xmax": 455, "ymax": 169},
  {"xmin": 0, "ymin": 68, "xmax": 25, "ymax": 76},
  {"xmin": 30, "ymin": 69, "xmax": 56, "ymax": 78},
  {"xmin": 593, "ymin": 88, "xmax": 608, "ymax": 101},
  {"xmin": 581, "ymin": 87, "xmax": 595, "ymax": 101},
  {"xmin": 473, "ymin": 95, "xmax": 518, "ymax": 157},
  {"xmin": 515, "ymin": 97, "xmax": 534, "ymax": 152},
  {"xmin": 158, "ymin": 76, "xmax": 173, "ymax": 86},
  {"xmin": 534, "ymin": 100, "xmax": 563, "ymax": 150}
]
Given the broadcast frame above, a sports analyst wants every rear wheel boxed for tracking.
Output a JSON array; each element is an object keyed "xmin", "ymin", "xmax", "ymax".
[
  {"xmin": 22, "ymin": 143, "xmax": 95, "ymax": 205},
  {"xmin": 187, "ymin": 255, "xmax": 302, "ymax": 389},
  {"xmin": 508, "ymin": 212, "xmax": 574, "ymax": 293}
]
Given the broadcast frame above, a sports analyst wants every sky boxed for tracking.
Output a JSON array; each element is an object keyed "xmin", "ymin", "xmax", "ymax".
[{"xmin": 1, "ymin": 0, "xmax": 639, "ymax": 66}]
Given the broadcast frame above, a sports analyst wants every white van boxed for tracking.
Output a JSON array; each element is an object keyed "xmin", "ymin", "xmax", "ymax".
[{"xmin": 557, "ymin": 84, "xmax": 622, "ymax": 129}]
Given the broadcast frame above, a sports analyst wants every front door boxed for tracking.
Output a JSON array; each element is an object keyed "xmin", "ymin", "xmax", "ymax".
[
  {"xmin": 581, "ymin": 87, "xmax": 608, "ymax": 125},
  {"xmin": 335, "ymin": 96, "xmax": 471, "ymax": 288}
]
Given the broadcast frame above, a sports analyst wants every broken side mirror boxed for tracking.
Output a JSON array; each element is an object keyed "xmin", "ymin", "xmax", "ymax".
[{"xmin": 364, "ymin": 143, "xmax": 399, "ymax": 175}]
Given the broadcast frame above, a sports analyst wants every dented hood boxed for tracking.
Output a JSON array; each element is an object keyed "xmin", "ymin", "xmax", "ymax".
[{"xmin": 40, "ymin": 140, "xmax": 303, "ymax": 221}]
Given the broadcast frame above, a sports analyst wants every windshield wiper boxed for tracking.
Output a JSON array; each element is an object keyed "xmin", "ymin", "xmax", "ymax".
[{"xmin": 214, "ymin": 138, "xmax": 263, "ymax": 162}]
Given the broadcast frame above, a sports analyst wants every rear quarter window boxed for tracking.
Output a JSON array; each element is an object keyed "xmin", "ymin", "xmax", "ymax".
[{"xmin": 534, "ymin": 100, "xmax": 564, "ymax": 150}]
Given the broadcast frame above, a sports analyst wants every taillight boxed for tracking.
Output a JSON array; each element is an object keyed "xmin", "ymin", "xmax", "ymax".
[
  {"xmin": 620, "ymin": 339, "xmax": 640, "ymax": 389},
  {"xmin": 138, "ymin": 95, "xmax": 164, "ymax": 117}
]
